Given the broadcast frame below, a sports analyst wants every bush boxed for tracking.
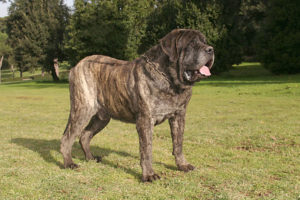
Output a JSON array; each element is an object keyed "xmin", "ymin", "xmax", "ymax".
[
  {"xmin": 257, "ymin": 0, "xmax": 300, "ymax": 74},
  {"xmin": 138, "ymin": 0, "xmax": 243, "ymax": 74}
]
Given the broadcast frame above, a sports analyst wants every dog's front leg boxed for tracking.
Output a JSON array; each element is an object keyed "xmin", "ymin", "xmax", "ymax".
[
  {"xmin": 136, "ymin": 115, "xmax": 160, "ymax": 182},
  {"xmin": 169, "ymin": 112, "xmax": 195, "ymax": 172}
]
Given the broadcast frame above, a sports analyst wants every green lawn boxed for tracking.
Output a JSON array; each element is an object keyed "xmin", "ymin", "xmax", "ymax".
[
  {"xmin": 0, "ymin": 63, "xmax": 299, "ymax": 199},
  {"xmin": 0, "ymin": 65, "xmax": 70, "ymax": 83},
  {"xmin": 1, "ymin": 69, "xmax": 47, "ymax": 82}
]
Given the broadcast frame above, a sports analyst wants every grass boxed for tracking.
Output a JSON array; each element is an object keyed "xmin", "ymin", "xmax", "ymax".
[
  {"xmin": 0, "ymin": 67, "xmax": 69, "ymax": 83},
  {"xmin": 0, "ymin": 63, "xmax": 299, "ymax": 199}
]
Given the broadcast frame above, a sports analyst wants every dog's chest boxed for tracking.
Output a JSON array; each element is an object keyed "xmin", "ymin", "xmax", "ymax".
[{"xmin": 149, "ymin": 92, "xmax": 191, "ymax": 125}]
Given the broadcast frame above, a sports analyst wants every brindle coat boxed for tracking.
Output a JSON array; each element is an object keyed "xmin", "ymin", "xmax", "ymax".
[{"xmin": 60, "ymin": 29, "xmax": 214, "ymax": 182}]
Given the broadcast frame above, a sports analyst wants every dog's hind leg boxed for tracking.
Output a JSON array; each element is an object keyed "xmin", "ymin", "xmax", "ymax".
[
  {"xmin": 79, "ymin": 113, "xmax": 110, "ymax": 162},
  {"xmin": 60, "ymin": 107, "xmax": 97, "ymax": 169}
]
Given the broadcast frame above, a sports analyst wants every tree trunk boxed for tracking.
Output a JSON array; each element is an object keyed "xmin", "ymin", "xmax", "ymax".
[
  {"xmin": 54, "ymin": 58, "xmax": 59, "ymax": 77},
  {"xmin": 11, "ymin": 65, "xmax": 15, "ymax": 79},
  {"xmin": 52, "ymin": 58, "xmax": 60, "ymax": 81},
  {"xmin": 0, "ymin": 56, "xmax": 3, "ymax": 84},
  {"xmin": 51, "ymin": 68, "xmax": 60, "ymax": 81}
]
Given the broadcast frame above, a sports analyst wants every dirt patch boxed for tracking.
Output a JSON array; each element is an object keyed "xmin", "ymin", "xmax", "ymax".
[
  {"xmin": 16, "ymin": 96, "xmax": 43, "ymax": 100},
  {"xmin": 236, "ymin": 142, "xmax": 299, "ymax": 153}
]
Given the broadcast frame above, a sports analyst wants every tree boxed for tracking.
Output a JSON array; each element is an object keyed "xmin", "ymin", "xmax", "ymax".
[
  {"xmin": 118, "ymin": 0, "xmax": 155, "ymax": 60},
  {"xmin": 139, "ymin": 0, "xmax": 234, "ymax": 73},
  {"xmin": 0, "ymin": 31, "xmax": 11, "ymax": 66},
  {"xmin": 6, "ymin": 0, "xmax": 69, "ymax": 80},
  {"xmin": 65, "ymin": 0, "xmax": 127, "ymax": 65},
  {"xmin": 65, "ymin": 0, "xmax": 154, "ymax": 66},
  {"xmin": 0, "ymin": 55, "xmax": 3, "ymax": 83},
  {"xmin": 0, "ymin": 17, "xmax": 12, "ymax": 69},
  {"xmin": 239, "ymin": 0, "xmax": 266, "ymax": 60},
  {"xmin": 7, "ymin": 1, "xmax": 47, "ymax": 77},
  {"xmin": 43, "ymin": 0, "xmax": 69, "ymax": 80},
  {"xmin": 256, "ymin": 0, "xmax": 300, "ymax": 74},
  {"xmin": 0, "ymin": 17, "xmax": 7, "ymax": 32},
  {"xmin": 0, "ymin": 30, "xmax": 12, "ymax": 83}
]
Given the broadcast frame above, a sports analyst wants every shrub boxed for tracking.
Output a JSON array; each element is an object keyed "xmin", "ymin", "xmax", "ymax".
[{"xmin": 257, "ymin": 0, "xmax": 300, "ymax": 74}]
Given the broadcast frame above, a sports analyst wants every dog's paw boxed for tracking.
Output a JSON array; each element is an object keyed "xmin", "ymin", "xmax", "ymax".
[
  {"xmin": 65, "ymin": 163, "xmax": 79, "ymax": 169},
  {"xmin": 178, "ymin": 164, "xmax": 195, "ymax": 172},
  {"xmin": 142, "ymin": 174, "xmax": 161, "ymax": 182}
]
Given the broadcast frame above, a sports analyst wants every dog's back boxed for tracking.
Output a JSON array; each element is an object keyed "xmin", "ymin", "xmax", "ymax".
[{"xmin": 69, "ymin": 55, "xmax": 137, "ymax": 122}]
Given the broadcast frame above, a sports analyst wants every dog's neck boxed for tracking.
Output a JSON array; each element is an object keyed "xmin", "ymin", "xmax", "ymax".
[{"xmin": 142, "ymin": 45, "xmax": 168, "ymax": 66}]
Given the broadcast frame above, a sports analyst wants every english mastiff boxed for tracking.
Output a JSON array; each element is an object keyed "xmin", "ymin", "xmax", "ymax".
[{"xmin": 60, "ymin": 29, "xmax": 214, "ymax": 182}]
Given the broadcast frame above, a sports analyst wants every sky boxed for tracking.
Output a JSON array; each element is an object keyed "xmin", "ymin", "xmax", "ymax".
[{"xmin": 0, "ymin": 0, "xmax": 74, "ymax": 18}]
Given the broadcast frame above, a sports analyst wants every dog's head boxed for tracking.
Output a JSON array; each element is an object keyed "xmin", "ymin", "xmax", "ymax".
[{"xmin": 160, "ymin": 29, "xmax": 214, "ymax": 85}]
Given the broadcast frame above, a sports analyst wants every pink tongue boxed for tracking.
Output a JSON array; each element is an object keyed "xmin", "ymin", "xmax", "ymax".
[{"xmin": 200, "ymin": 66, "xmax": 211, "ymax": 76}]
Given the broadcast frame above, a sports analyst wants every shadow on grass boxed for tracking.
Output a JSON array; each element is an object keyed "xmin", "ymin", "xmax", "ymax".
[
  {"xmin": 11, "ymin": 138, "xmax": 141, "ymax": 179},
  {"xmin": 11, "ymin": 138, "xmax": 178, "ymax": 180}
]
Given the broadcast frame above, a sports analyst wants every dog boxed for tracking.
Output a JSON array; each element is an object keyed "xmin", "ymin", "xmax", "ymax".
[{"xmin": 60, "ymin": 29, "xmax": 214, "ymax": 182}]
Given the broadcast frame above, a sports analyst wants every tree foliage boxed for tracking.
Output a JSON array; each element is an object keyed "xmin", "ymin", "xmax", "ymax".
[
  {"xmin": 6, "ymin": 0, "xmax": 69, "ymax": 79},
  {"xmin": 239, "ymin": 0, "xmax": 266, "ymax": 58},
  {"xmin": 67, "ymin": 0, "xmax": 241, "ymax": 73},
  {"xmin": 256, "ymin": 0, "xmax": 300, "ymax": 74},
  {"xmin": 0, "ymin": 32, "xmax": 9, "ymax": 54},
  {"xmin": 65, "ymin": 0, "xmax": 154, "ymax": 66},
  {"xmin": 66, "ymin": 0, "xmax": 272, "ymax": 73},
  {"xmin": 2, "ymin": 0, "xmax": 299, "ymax": 78},
  {"xmin": 0, "ymin": 17, "xmax": 12, "ymax": 69},
  {"xmin": 139, "ymin": 0, "xmax": 237, "ymax": 73},
  {"xmin": 0, "ymin": 31, "xmax": 12, "ymax": 69}
]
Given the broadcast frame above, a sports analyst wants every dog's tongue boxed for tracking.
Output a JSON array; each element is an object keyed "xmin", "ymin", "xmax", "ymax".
[{"xmin": 200, "ymin": 66, "xmax": 211, "ymax": 76}]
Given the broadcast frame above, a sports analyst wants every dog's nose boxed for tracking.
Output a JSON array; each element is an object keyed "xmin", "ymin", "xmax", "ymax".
[{"xmin": 205, "ymin": 46, "xmax": 214, "ymax": 54}]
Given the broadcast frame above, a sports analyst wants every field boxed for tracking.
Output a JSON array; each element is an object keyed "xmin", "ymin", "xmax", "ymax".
[
  {"xmin": 0, "ymin": 63, "xmax": 299, "ymax": 199},
  {"xmin": 0, "ymin": 63, "xmax": 70, "ymax": 83}
]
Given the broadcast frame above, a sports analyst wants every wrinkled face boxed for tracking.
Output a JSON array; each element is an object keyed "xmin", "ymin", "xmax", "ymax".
[
  {"xmin": 180, "ymin": 36, "xmax": 214, "ymax": 83},
  {"xmin": 160, "ymin": 29, "xmax": 215, "ymax": 86}
]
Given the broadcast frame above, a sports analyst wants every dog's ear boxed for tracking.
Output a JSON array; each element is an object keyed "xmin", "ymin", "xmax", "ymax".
[
  {"xmin": 160, "ymin": 29, "xmax": 185, "ymax": 63},
  {"xmin": 160, "ymin": 29, "xmax": 198, "ymax": 63}
]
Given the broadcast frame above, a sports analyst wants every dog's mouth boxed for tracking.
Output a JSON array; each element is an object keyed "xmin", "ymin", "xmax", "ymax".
[{"xmin": 183, "ymin": 59, "xmax": 213, "ymax": 82}]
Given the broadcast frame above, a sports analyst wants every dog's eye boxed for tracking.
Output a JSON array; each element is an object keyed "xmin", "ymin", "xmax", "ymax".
[{"xmin": 183, "ymin": 52, "xmax": 194, "ymax": 65}]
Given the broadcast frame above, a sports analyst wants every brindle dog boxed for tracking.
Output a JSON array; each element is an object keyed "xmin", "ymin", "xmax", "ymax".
[{"xmin": 60, "ymin": 29, "xmax": 214, "ymax": 182}]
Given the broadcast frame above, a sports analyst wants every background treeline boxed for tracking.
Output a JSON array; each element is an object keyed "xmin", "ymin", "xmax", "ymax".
[{"xmin": 0, "ymin": 0, "xmax": 299, "ymax": 81}]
